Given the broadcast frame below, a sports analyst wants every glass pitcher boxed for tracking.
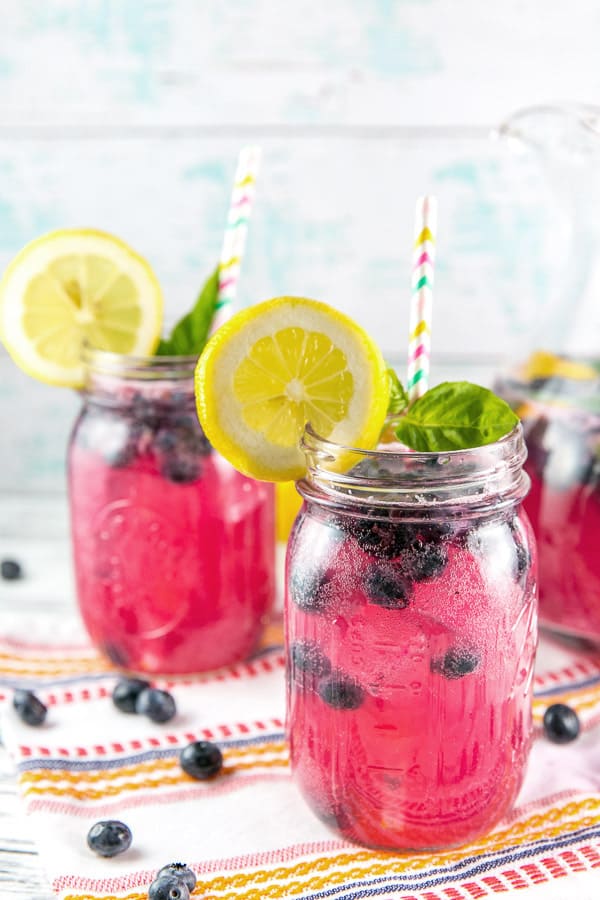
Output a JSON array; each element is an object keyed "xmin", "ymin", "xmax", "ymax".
[{"xmin": 494, "ymin": 104, "xmax": 600, "ymax": 644}]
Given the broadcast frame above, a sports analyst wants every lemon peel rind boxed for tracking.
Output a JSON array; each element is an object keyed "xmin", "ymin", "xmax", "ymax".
[{"xmin": 195, "ymin": 296, "xmax": 390, "ymax": 483}]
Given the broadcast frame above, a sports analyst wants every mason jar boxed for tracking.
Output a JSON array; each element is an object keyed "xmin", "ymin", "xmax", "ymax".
[
  {"xmin": 67, "ymin": 348, "xmax": 275, "ymax": 674},
  {"xmin": 285, "ymin": 425, "xmax": 537, "ymax": 850}
]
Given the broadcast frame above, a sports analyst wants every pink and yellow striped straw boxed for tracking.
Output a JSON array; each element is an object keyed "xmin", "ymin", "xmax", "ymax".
[
  {"xmin": 406, "ymin": 195, "xmax": 437, "ymax": 403},
  {"xmin": 209, "ymin": 145, "xmax": 262, "ymax": 335}
]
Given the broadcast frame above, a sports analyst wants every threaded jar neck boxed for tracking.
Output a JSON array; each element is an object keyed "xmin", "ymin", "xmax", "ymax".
[
  {"xmin": 81, "ymin": 347, "xmax": 198, "ymax": 411},
  {"xmin": 298, "ymin": 424, "xmax": 530, "ymax": 521}
]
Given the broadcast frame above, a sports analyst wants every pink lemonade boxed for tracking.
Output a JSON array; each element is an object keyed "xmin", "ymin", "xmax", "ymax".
[
  {"xmin": 68, "ymin": 352, "xmax": 275, "ymax": 675},
  {"xmin": 285, "ymin": 429, "xmax": 537, "ymax": 850},
  {"xmin": 498, "ymin": 370, "xmax": 600, "ymax": 642}
]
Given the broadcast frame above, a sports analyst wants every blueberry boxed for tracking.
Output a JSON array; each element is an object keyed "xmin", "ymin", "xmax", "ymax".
[
  {"xmin": 135, "ymin": 688, "xmax": 177, "ymax": 723},
  {"xmin": 290, "ymin": 640, "xmax": 332, "ymax": 689},
  {"xmin": 131, "ymin": 393, "xmax": 163, "ymax": 430},
  {"xmin": 363, "ymin": 564, "xmax": 412, "ymax": 609},
  {"xmin": 112, "ymin": 677, "xmax": 151, "ymax": 714},
  {"xmin": 156, "ymin": 863, "xmax": 196, "ymax": 892},
  {"xmin": 402, "ymin": 539, "xmax": 448, "ymax": 581},
  {"xmin": 13, "ymin": 689, "xmax": 47, "ymax": 726},
  {"xmin": 154, "ymin": 416, "xmax": 211, "ymax": 459},
  {"xmin": 148, "ymin": 876, "xmax": 190, "ymax": 900},
  {"xmin": 352, "ymin": 518, "xmax": 414, "ymax": 559},
  {"xmin": 160, "ymin": 453, "xmax": 200, "ymax": 484},
  {"xmin": 180, "ymin": 740, "xmax": 223, "ymax": 779},
  {"xmin": 431, "ymin": 647, "xmax": 480, "ymax": 680},
  {"xmin": 318, "ymin": 672, "xmax": 364, "ymax": 710},
  {"xmin": 543, "ymin": 703, "xmax": 580, "ymax": 744},
  {"xmin": 86, "ymin": 819, "xmax": 132, "ymax": 857},
  {"xmin": 289, "ymin": 567, "xmax": 333, "ymax": 613},
  {"xmin": 1, "ymin": 559, "xmax": 23, "ymax": 580}
]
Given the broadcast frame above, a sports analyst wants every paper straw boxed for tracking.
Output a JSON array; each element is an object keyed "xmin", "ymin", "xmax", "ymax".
[
  {"xmin": 210, "ymin": 146, "xmax": 262, "ymax": 335},
  {"xmin": 406, "ymin": 195, "xmax": 437, "ymax": 403}
]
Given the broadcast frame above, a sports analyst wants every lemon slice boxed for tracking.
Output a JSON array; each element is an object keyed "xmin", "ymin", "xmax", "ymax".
[
  {"xmin": 195, "ymin": 296, "xmax": 390, "ymax": 482},
  {"xmin": 521, "ymin": 350, "xmax": 598, "ymax": 383},
  {"xmin": 0, "ymin": 228, "xmax": 163, "ymax": 387}
]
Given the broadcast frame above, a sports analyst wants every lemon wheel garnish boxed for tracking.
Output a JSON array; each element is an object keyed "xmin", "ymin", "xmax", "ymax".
[
  {"xmin": 195, "ymin": 296, "xmax": 390, "ymax": 482},
  {"xmin": 521, "ymin": 350, "xmax": 598, "ymax": 383},
  {"xmin": 0, "ymin": 229, "xmax": 163, "ymax": 387}
]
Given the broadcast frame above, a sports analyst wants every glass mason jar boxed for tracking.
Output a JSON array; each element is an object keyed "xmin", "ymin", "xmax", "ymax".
[
  {"xmin": 67, "ymin": 348, "xmax": 275, "ymax": 674},
  {"xmin": 285, "ymin": 425, "xmax": 537, "ymax": 851}
]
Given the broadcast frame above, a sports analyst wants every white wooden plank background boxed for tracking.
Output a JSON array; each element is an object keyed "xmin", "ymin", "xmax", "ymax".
[{"xmin": 0, "ymin": 0, "xmax": 597, "ymax": 494}]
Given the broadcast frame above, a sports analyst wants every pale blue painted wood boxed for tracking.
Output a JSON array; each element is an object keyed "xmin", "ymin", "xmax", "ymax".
[
  {"xmin": 0, "ymin": 0, "xmax": 597, "ymax": 495},
  {"xmin": 0, "ymin": 1, "xmax": 597, "ymax": 127}
]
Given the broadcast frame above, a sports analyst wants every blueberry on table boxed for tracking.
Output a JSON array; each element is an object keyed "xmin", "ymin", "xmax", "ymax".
[
  {"xmin": 1, "ymin": 559, "xmax": 23, "ymax": 580},
  {"xmin": 431, "ymin": 647, "xmax": 480, "ymax": 680},
  {"xmin": 543, "ymin": 703, "xmax": 581, "ymax": 744},
  {"xmin": 318, "ymin": 673, "xmax": 364, "ymax": 710},
  {"xmin": 112, "ymin": 677, "xmax": 151, "ymax": 714},
  {"xmin": 148, "ymin": 875, "xmax": 190, "ymax": 900},
  {"xmin": 156, "ymin": 862, "xmax": 197, "ymax": 892},
  {"xmin": 363, "ymin": 564, "xmax": 412, "ymax": 609},
  {"xmin": 86, "ymin": 819, "xmax": 132, "ymax": 857},
  {"xmin": 180, "ymin": 740, "xmax": 223, "ymax": 780},
  {"xmin": 13, "ymin": 689, "xmax": 47, "ymax": 726},
  {"xmin": 135, "ymin": 687, "xmax": 177, "ymax": 723}
]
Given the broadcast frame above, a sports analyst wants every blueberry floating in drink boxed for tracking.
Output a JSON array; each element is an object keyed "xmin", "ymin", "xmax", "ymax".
[
  {"xmin": 431, "ymin": 646, "xmax": 480, "ymax": 679},
  {"xmin": 289, "ymin": 566, "xmax": 334, "ymax": 613},
  {"xmin": 363, "ymin": 562, "xmax": 412, "ymax": 609},
  {"xmin": 317, "ymin": 672, "xmax": 365, "ymax": 710},
  {"xmin": 289, "ymin": 640, "xmax": 332, "ymax": 690}
]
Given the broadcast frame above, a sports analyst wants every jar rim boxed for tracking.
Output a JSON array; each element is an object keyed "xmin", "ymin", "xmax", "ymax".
[
  {"xmin": 82, "ymin": 343, "xmax": 199, "ymax": 381},
  {"xmin": 300, "ymin": 421, "xmax": 523, "ymax": 462},
  {"xmin": 298, "ymin": 422, "xmax": 529, "ymax": 518}
]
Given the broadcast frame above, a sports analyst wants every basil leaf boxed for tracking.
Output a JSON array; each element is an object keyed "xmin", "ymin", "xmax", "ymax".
[
  {"xmin": 394, "ymin": 381, "xmax": 519, "ymax": 452},
  {"xmin": 386, "ymin": 368, "xmax": 409, "ymax": 416},
  {"xmin": 156, "ymin": 267, "xmax": 219, "ymax": 356}
]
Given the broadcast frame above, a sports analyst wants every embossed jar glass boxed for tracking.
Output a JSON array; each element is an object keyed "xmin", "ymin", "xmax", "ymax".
[
  {"xmin": 285, "ymin": 425, "xmax": 537, "ymax": 850},
  {"xmin": 67, "ymin": 348, "xmax": 275, "ymax": 674}
]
